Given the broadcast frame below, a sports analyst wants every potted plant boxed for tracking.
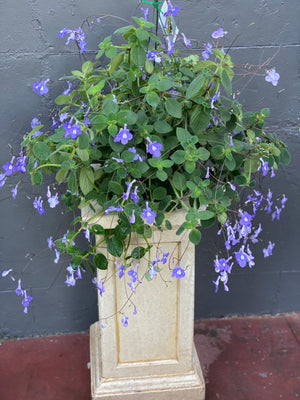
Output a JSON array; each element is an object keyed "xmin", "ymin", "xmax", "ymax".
[{"xmin": 1, "ymin": 1, "xmax": 290, "ymax": 399}]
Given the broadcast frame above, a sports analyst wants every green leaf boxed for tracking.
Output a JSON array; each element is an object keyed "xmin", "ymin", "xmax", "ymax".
[
  {"xmin": 94, "ymin": 253, "xmax": 108, "ymax": 270},
  {"xmin": 197, "ymin": 147, "xmax": 210, "ymax": 161},
  {"xmin": 190, "ymin": 106, "xmax": 211, "ymax": 135},
  {"xmin": 32, "ymin": 171, "xmax": 43, "ymax": 186},
  {"xmin": 144, "ymin": 59, "xmax": 153, "ymax": 74},
  {"xmin": 189, "ymin": 228, "xmax": 202, "ymax": 245},
  {"xmin": 225, "ymin": 157, "xmax": 236, "ymax": 171},
  {"xmin": 176, "ymin": 127, "xmax": 192, "ymax": 142},
  {"xmin": 198, "ymin": 210, "xmax": 215, "ymax": 220},
  {"xmin": 131, "ymin": 246, "xmax": 147, "ymax": 259},
  {"xmin": 109, "ymin": 51, "xmax": 125, "ymax": 74},
  {"xmin": 68, "ymin": 171, "xmax": 77, "ymax": 194},
  {"xmin": 221, "ymin": 69, "xmax": 232, "ymax": 96},
  {"xmin": 153, "ymin": 186, "xmax": 167, "ymax": 200},
  {"xmin": 153, "ymin": 120, "xmax": 172, "ymax": 133},
  {"xmin": 122, "ymin": 150, "xmax": 135, "ymax": 163},
  {"xmin": 136, "ymin": 27, "xmax": 149, "ymax": 41},
  {"xmin": 91, "ymin": 115, "xmax": 108, "ymax": 130},
  {"xmin": 212, "ymin": 145, "xmax": 225, "ymax": 158},
  {"xmin": 79, "ymin": 168, "xmax": 94, "ymax": 195},
  {"xmin": 173, "ymin": 172, "xmax": 186, "ymax": 191},
  {"xmin": 91, "ymin": 224, "xmax": 105, "ymax": 235},
  {"xmin": 132, "ymin": 16, "xmax": 154, "ymax": 28},
  {"xmin": 186, "ymin": 74, "xmax": 205, "ymax": 99},
  {"xmin": 279, "ymin": 148, "xmax": 291, "ymax": 165},
  {"xmin": 165, "ymin": 98, "xmax": 182, "ymax": 119},
  {"xmin": 114, "ymin": 25, "xmax": 135, "ymax": 35},
  {"xmin": 82, "ymin": 61, "xmax": 94, "ymax": 75},
  {"xmin": 79, "ymin": 133, "xmax": 89, "ymax": 149},
  {"xmin": 76, "ymin": 148, "xmax": 89, "ymax": 162},
  {"xmin": 55, "ymin": 169, "xmax": 68, "ymax": 182},
  {"xmin": 156, "ymin": 170, "xmax": 168, "ymax": 181},
  {"xmin": 55, "ymin": 94, "xmax": 72, "ymax": 105},
  {"xmin": 146, "ymin": 91, "xmax": 160, "ymax": 108},
  {"xmin": 33, "ymin": 142, "xmax": 50, "ymax": 160},
  {"xmin": 107, "ymin": 236, "xmax": 123, "ymax": 257},
  {"xmin": 109, "ymin": 181, "xmax": 124, "ymax": 195},
  {"xmin": 131, "ymin": 43, "xmax": 146, "ymax": 66},
  {"xmin": 156, "ymin": 79, "xmax": 176, "ymax": 91},
  {"xmin": 171, "ymin": 150, "xmax": 186, "ymax": 164},
  {"xmin": 185, "ymin": 161, "xmax": 195, "ymax": 173},
  {"xmin": 71, "ymin": 256, "xmax": 82, "ymax": 268},
  {"xmin": 165, "ymin": 220, "xmax": 172, "ymax": 230},
  {"xmin": 234, "ymin": 174, "xmax": 248, "ymax": 186}
]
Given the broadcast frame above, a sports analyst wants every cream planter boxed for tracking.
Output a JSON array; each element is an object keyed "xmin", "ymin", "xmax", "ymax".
[{"xmin": 82, "ymin": 205, "xmax": 205, "ymax": 400}]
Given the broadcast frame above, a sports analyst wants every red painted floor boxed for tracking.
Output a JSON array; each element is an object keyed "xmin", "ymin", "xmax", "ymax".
[{"xmin": 0, "ymin": 314, "xmax": 299, "ymax": 400}]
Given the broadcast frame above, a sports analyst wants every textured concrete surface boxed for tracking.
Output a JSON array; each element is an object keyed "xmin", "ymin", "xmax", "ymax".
[
  {"xmin": 0, "ymin": 314, "xmax": 299, "ymax": 400},
  {"xmin": 0, "ymin": 0, "xmax": 299, "ymax": 337}
]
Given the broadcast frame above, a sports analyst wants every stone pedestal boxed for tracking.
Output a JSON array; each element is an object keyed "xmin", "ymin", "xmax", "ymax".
[{"xmin": 82, "ymin": 206, "xmax": 205, "ymax": 400}]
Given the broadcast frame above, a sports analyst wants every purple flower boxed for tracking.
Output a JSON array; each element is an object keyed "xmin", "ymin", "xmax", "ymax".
[
  {"xmin": 32, "ymin": 79, "xmax": 50, "ymax": 96},
  {"xmin": 123, "ymin": 179, "xmax": 136, "ymax": 200},
  {"xmin": 47, "ymin": 186, "xmax": 60, "ymax": 208},
  {"xmin": 112, "ymin": 157, "xmax": 123, "ymax": 163},
  {"xmin": 93, "ymin": 277, "xmax": 105, "ymax": 296},
  {"xmin": 130, "ymin": 186, "xmax": 139, "ymax": 204},
  {"xmin": 3, "ymin": 157, "xmax": 15, "ymax": 176},
  {"xmin": 146, "ymin": 137, "xmax": 162, "ymax": 158},
  {"xmin": 22, "ymin": 290, "xmax": 33, "ymax": 314},
  {"xmin": 281, "ymin": 194, "xmax": 288, "ymax": 209},
  {"xmin": 239, "ymin": 211, "xmax": 252, "ymax": 228},
  {"xmin": 33, "ymin": 196, "xmax": 45, "ymax": 215},
  {"xmin": 54, "ymin": 249, "xmax": 60, "ymax": 264},
  {"xmin": 272, "ymin": 206, "xmax": 282, "ymax": 221},
  {"xmin": 210, "ymin": 92, "xmax": 219, "ymax": 109},
  {"xmin": 122, "ymin": 315, "xmax": 129, "ymax": 327},
  {"xmin": 257, "ymin": 158, "xmax": 269, "ymax": 176},
  {"xmin": 129, "ymin": 209, "xmax": 136, "ymax": 224},
  {"xmin": 16, "ymin": 152, "xmax": 27, "ymax": 173},
  {"xmin": 161, "ymin": 248, "xmax": 169, "ymax": 264},
  {"xmin": 84, "ymin": 225, "xmax": 90, "ymax": 242},
  {"xmin": 104, "ymin": 204, "xmax": 124, "ymax": 215},
  {"xmin": 141, "ymin": 7, "xmax": 149, "ymax": 21},
  {"xmin": 263, "ymin": 241, "xmax": 275, "ymax": 258},
  {"xmin": 63, "ymin": 122, "xmax": 82, "ymax": 140},
  {"xmin": 59, "ymin": 27, "xmax": 86, "ymax": 53},
  {"xmin": 166, "ymin": 37, "xmax": 175, "ymax": 57},
  {"xmin": 163, "ymin": 1, "xmax": 181, "ymax": 18},
  {"xmin": 31, "ymin": 117, "xmax": 43, "ymax": 138},
  {"xmin": 265, "ymin": 69, "xmax": 280, "ymax": 87},
  {"xmin": 47, "ymin": 236, "xmax": 55, "ymax": 250},
  {"xmin": 115, "ymin": 261, "xmax": 125, "ymax": 278},
  {"xmin": 148, "ymin": 266, "xmax": 157, "ymax": 280},
  {"xmin": 214, "ymin": 256, "xmax": 233, "ymax": 274},
  {"xmin": 141, "ymin": 202, "xmax": 156, "ymax": 224},
  {"xmin": 147, "ymin": 50, "xmax": 163, "ymax": 63},
  {"xmin": 11, "ymin": 183, "xmax": 18, "ymax": 199},
  {"xmin": 202, "ymin": 42, "xmax": 213, "ymax": 60},
  {"xmin": 2, "ymin": 269, "xmax": 13, "ymax": 277},
  {"xmin": 114, "ymin": 124, "xmax": 133, "ymax": 145},
  {"xmin": 181, "ymin": 32, "xmax": 191, "ymax": 47},
  {"xmin": 235, "ymin": 246, "xmax": 249, "ymax": 268},
  {"xmin": 172, "ymin": 261, "xmax": 185, "ymax": 279},
  {"xmin": 65, "ymin": 268, "xmax": 76, "ymax": 287},
  {"xmin": 15, "ymin": 279, "xmax": 24, "ymax": 296},
  {"xmin": 128, "ymin": 147, "xmax": 144, "ymax": 162},
  {"xmin": 62, "ymin": 81, "xmax": 72, "ymax": 95},
  {"xmin": 0, "ymin": 173, "xmax": 7, "ymax": 188},
  {"xmin": 212, "ymin": 28, "xmax": 228, "ymax": 39}
]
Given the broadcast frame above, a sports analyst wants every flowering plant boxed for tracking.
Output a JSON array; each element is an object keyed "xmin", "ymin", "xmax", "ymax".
[{"xmin": 1, "ymin": 1, "xmax": 290, "ymax": 322}]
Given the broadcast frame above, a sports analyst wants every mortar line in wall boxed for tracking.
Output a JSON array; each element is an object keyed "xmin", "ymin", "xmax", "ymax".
[{"xmin": 0, "ymin": 43, "xmax": 299, "ymax": 58}]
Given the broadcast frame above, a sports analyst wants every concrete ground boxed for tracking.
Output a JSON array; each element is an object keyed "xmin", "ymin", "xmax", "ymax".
[{"xmin": 0, "ymin": 313, "xmax": 299, "ymax": 400}]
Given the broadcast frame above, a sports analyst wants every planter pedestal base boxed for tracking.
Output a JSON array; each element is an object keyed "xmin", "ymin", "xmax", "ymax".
[{"xmin": 90, "ymin": 322, "xmax": 205, "ymax": 400}]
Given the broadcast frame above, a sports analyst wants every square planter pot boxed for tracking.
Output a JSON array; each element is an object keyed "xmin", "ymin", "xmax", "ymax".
[{"xmin": 82, "ymin": 204, "xmax": 205, "ymax": 400}]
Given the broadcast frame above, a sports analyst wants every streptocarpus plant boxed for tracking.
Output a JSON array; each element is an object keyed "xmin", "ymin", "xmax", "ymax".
[{"xmin": 1, "ymin": 1, "xmax": 290, "ymax": 324}]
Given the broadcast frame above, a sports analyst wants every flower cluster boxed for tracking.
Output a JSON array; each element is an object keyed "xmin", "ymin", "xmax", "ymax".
[{"xmin": 213, "ymin": 189, "xmax": 287, "ymax": 292}]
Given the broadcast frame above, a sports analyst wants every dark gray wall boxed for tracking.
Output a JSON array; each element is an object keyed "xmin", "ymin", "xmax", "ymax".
[{"xmin": 0, "ymin": 0, "xmax": 299, "ymax": 337}]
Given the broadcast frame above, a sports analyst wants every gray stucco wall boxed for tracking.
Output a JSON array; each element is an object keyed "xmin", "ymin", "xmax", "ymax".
[{"xmin": 0, "ymin": 0, "xmax": 299, "ymax": 337}]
